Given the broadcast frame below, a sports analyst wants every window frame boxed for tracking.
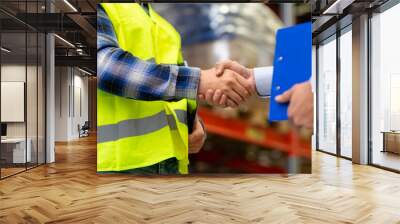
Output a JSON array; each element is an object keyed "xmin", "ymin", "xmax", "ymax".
[{"xmin": 315, "ymin": 19, "xmax": 353, "ymax": 160}]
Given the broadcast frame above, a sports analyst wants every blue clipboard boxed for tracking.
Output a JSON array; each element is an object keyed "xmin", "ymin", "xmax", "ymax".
[{"xmin": 269, "ymin": 22, "xmax": 312, "ymax": 121}]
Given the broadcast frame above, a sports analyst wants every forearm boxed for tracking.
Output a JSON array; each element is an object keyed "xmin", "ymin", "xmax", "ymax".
[
  {"xmin": 253, "ymin": 66, "xmax": 314, "ymax": 97},
  {"xmin": 97, "ymin": 47, "xmax": 200, "ymax": 100}
]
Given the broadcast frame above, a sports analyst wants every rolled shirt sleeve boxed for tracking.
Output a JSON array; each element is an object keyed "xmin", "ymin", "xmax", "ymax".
[
  {"xmin": 253, "ymin": 66, "xmax": 314, "ymax": 97},
  {"xmin": 253, "ymin": 66, "xmax": 274, "ymax": 97}
]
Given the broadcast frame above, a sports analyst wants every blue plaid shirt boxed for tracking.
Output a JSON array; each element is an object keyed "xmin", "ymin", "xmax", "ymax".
[{"xmin": 97, "ymin": 6, "xmax": 200, "ymax": 100}]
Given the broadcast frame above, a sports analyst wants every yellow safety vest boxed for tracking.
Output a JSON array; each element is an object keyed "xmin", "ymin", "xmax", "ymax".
[{"xmin": 98, "ymin": 3, "xmax": 196, "ymax": 174}]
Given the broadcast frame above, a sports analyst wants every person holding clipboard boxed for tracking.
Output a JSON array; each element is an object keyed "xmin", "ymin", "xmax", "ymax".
[{"xmin": 199, "ymin": 23, "xmax": 314, "ymax": 129}]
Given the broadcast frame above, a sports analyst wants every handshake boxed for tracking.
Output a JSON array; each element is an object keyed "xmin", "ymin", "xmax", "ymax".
[
  {"xmin": 197, "ymin": 59, "xmax": 314, "ymax": 129},
  {"xmin": 198, "ymin": 60, "xmax": 255, "ymax": 107},
  {"xmin": 190, "ymin": 59, "xmax": 314, "ymax": 154}
]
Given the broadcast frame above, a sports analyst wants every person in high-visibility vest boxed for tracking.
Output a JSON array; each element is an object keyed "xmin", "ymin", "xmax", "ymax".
[{"xmin": 97, "ymin": 3, "xmax": 254, "ymax": 174}]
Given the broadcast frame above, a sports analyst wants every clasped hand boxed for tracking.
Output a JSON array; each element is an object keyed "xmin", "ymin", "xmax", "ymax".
[
  {"xmin": 197, "ymin": 60, "xmax": 314, "ymax": 129},
  {"xmin": 198, "ymin": 60, "xmax": 255, "ymax": 107}
]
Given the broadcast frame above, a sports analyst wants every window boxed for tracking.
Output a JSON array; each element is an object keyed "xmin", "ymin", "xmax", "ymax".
[
  {"xmin": 370, "ymin": 2, "xmax": 400, "ymax": 171},
  {"xmin": 0, "ymin": 0, "xmax": 46, "ymax": 179},
  {"xmin": 339, "ymin": 28, "xmax": 352, "ymax": 158},
  {"xmin": 317, "ymin": 36, "xmax": 337, "ymax": 154}
]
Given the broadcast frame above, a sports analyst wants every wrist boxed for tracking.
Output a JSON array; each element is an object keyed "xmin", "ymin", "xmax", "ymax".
[
  {"xmin": 198, "ymin": 70, "xmax": 206, "ymax": 95},
  {"xmin": 249, "ymin": 69, "xmax": 256, "ymax": 93},
  {"xmin": 198, "ymin": 68, "xmax": 213, "ymax": 95}
]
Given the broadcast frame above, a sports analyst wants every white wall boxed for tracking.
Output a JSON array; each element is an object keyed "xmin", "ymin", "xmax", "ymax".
[
  {"xmin": 55, "ymin": 66, "xmax": 69, "ymax": 141},
  {"xmin": 71, "ymin": 73, "xmax": 89, "ymax": 139},
  {"xmin": 54, "ymin": 67, "xmax": 89, "ymax": 141},
  {"xmin": 1, "ymin": 65, "xmax": 31, "ymax": 138},
  {"xmin": 1, "ymin": 63, "xmax": 46, "ymax": 164}
]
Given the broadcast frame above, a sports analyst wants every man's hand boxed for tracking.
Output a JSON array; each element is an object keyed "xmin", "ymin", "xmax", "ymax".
[
  {"xmin": 198, "ymin": 67, "xmax": 253, "ymax": 107},
  {"xmin": 188, "ymin": 117, "xmax": 206, "ymax": 154},
  {"xmin": 198, "ymin": 60, "xmax": 255, "ymax": 107},
  {"xmin": 214, "ymin": 60, "xmax": 252, "ymax": 79},
  {"xmin": 275, "ymin": 81, "xmax": 313, "ymax": 129}
]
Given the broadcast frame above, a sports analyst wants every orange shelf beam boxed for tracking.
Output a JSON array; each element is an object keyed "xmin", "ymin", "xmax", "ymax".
[{"xmin": 198, "ymin": 107, "xmax": 311, "ymax": 159}]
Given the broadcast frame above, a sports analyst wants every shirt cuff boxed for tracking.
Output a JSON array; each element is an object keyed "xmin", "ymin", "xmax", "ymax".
[
  {"xmin": 253, "ymin": 66, "xmax": 273, "ymax": 97},
  {"xmin": 174, "ymin": 66, "xmax": 201, "ymax": 100}
]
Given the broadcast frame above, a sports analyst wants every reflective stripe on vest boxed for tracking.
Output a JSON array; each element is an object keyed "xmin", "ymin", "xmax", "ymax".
[
  {"xmin": 99, "ymin": 3, "xmax": 195, "ymax": 174},
  {"xmin": 98, "ymin": 109, "xmax": 187, "ymax": 143}
]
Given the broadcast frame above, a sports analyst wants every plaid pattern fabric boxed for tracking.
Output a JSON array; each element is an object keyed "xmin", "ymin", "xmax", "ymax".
[{"xmin": 97, "ymin": 5, "xmax": 200, "ymax": 100}]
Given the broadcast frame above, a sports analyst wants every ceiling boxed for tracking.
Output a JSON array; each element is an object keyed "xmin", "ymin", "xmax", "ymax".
[
  {"xmin": 3, "ymin": 0, "xmax": 390, "ymax": 72},
  {"xmin": 0, "ymin": 0, "xmax": 96, "ymax": 73},
  {"xmin": 311, "ymin": 0, "xmax": 391, "ymax": 43}
]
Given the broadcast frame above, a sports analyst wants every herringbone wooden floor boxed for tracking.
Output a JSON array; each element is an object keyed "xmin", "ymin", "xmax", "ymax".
[{"xmin": 1, "ymin": 135, "xmax": 400, "ymax": 224}]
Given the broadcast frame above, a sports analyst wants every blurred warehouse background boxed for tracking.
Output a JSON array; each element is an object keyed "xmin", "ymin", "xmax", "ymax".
[
  {"xmin": 0, "ymin": 1, "xmax": 311, "ymax": 178},
  {"xmin": 154, "ymin": 3, "xmax": 312, "ymax": 174}
]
